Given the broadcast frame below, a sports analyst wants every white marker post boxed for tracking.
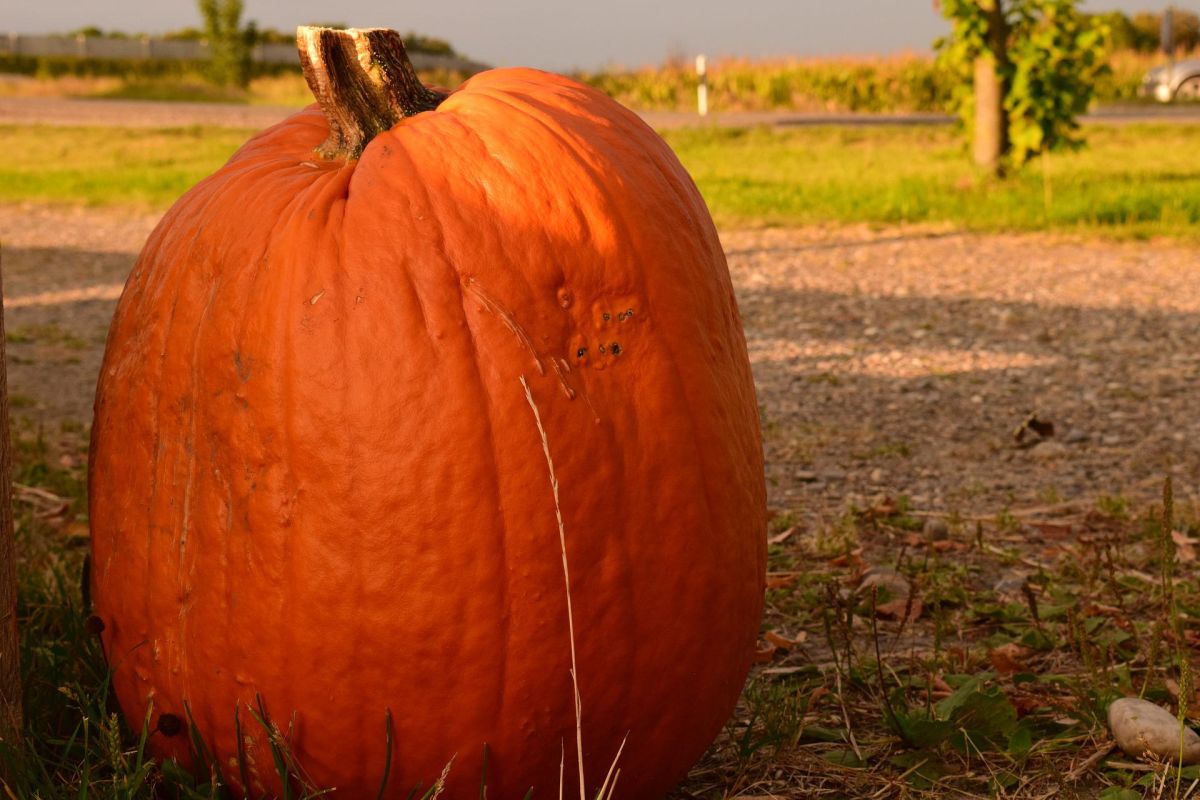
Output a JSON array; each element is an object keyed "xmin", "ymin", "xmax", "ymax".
[{"xmin": 695, "ymin": 54, "xmax": 708, "ymax": 117}]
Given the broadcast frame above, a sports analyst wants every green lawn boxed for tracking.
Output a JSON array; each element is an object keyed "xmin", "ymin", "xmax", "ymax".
[
  {"xmin": 0, "ymin": 125, "xmax": 252, "ymax": 209},
  {"xmin": 664, "ymin": 124, "xmax": 1200, "ymax": 238},
  {"xmin": 3, "ymin": 122, "xmax": 1199, "ymax": 238}
]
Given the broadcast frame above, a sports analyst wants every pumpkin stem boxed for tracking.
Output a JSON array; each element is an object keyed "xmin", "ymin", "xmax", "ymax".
[{"xmin": 296, "ymin": 26, "xmax": 446, "ymax": 160}]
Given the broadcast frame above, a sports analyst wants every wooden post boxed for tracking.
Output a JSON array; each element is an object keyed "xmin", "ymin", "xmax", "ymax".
[
  {"xmin": 0, "ymin": 249, "xmax": 21, "ymax": 754},
  {"xmin": 973, "ymin": 0, "xmax": 1009, "ymax": 175},
  {"xmin": 695, "ymin": 54, "xmax": 708, "ymax": 117}
]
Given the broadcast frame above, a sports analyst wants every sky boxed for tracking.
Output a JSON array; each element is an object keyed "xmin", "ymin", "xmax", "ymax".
[{"xmin": 6, "ymin": 0, "xmax": 1188, "ymax": 71}]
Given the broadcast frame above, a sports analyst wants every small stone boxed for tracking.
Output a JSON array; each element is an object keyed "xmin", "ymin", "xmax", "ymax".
[
  {"xmin": 795, "ymin": 470, "xmax": 819, "ymax": 483},
  {"xmin": 869, "ymin": 468, "xmax": 885, "ymax": 484},
  {"xmin": 1030, "ymin": 441, "xmax": 1069, "ymax": 460},
  {"xmin": 1102, "ymin": 434, "xmax": 1122, "ymax": 446},
  {"xmin": 1108, "ymin": 698, "xmax": 1200, "ymax": 764},
  {"xmin": 923, "ymin": 519, "xmax": 950, "ymax": 541},
  {"xmin": 1064, "ymin": 429, "xmax": 1090, "ymax": 444}
]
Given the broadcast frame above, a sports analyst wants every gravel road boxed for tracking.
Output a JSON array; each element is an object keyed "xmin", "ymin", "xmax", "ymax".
[
  {"xmin": 3, "ymin": 96, "xmax": 1198, "ymax": 131},
  {"xmin": 3, "ymin": 203, "xmax": 1197, "ymax": 520}
]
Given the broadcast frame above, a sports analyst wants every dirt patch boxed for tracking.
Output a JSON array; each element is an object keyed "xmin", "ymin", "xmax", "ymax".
[
  {"xmin": 0, "ymin": 95, "xmax": 293, "ymax": 130},
  {"xmin": 0, "ymin": 204, "xmax": 157, "ymax": 432},
  {"xmin": 726, "ymin": 225, "xmax": 1200, "ymax": 522},
  {"xmin": 3, "ymin": 205, "xmax": 1198, "ymax": 521}
]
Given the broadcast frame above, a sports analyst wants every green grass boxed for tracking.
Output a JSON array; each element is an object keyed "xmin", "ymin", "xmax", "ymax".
[
  {"xmin": 662, "ymin": 123, "xmax": 1200, "ymax": 238},
  {"xmin": 0, "ymin": 124, "xmax": 253, "ymax": 209},
  {"xmin": 3, "ymin": 122, "xmax": 1200, "ymax": 238}
]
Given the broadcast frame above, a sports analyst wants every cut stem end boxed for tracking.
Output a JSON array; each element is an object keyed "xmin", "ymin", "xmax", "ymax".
[{"xmin": 296, "ymin": 26, "xmax": 446, "ymax": 160}]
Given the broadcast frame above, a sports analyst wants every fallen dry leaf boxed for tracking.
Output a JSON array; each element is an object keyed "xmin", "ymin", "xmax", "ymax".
[
  {"xmin": 828, "ymin": 546, "xmax": 865, "ymax": 568},
  {"xmin": 1172, "ymin": 530, "xmax": 1197, "ymax": 563},
  {"xmin": 753, "ymin": 641, "xmax": 778, "ymax": 664},
  {"xmin": 764, "ymin": 630, "xmax": 807, "ymax": 649},
  {"xmin": 62, "ymin": 520, "xmax": 90, "ymax": 547},
  {"xmin": 989, "ymin": 643, "xmax": 1032, "ymax": 675},
  {"xmin": 766, "ymin": 573, "xmax": 799, "ymax": 589},
  {"xmin": 768, "ymin": 526, "xmax": 797, "ymax": 545}
]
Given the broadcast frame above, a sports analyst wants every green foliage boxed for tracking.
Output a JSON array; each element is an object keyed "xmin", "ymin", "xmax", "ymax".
[
  {"xmin": 581, "ymin": 56, "xmax": 956, "ymax": 114},
  {"xmin": 1090, "ymin": 11, "xmax": 1158, "ymax": 52},
  {"xmin": 197, "ymin": 0, "xmax": 252, "ymax": 88},
  {"xmin": 68, "ymin": 27, "xmax": 135, "ymax": 40},
  {"xmin": 0, "ymin": 53, "xmax": 296, "ymax": 81},
  {"xmin": 1129, "ymin": 7, "xmax": 1200, "ymax": 53},
  {"xmin": 400, "ymin": 32, "xmax": 458, "ymax": 57},
  {"xmin": 1005, "ymin": 1, "xmax": 1109, "ymax": 165},
  {"xmin": 163, "ymin": 26, "xmax": 206, "ymax": 42},
  {"xmin": 937, "ymin": 0, "xmax": 1110, "ymax": 169},
  {"xmin": 889, "ymin": 676, "xmax": 1028, "ymax": 753}
]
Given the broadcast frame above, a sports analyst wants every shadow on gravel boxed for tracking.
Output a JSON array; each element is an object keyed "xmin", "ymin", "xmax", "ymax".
[
  {"xmin": 733, "ymin": 281, "xmax": 1200, "ymax": 515},
  {"xmin": 2, "ymin": 246, "xmax": 134, "ymax": 427},
  {"xmin": 4, "ymin": 240, "xmax": 1198, "ymax": 517},
  {"xmin": 723, "ymin": 231, "xmax": 959, "ymax": 258}
]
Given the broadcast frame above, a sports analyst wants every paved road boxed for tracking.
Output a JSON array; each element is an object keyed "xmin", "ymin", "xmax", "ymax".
[{"xmin": 2, "ymin": 95, "xmax": 1199, "ymax": 130}]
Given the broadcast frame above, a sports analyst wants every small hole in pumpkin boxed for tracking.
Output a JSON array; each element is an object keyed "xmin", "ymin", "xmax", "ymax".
[
  {"xmin": 157, "ymin": 713, "xmax": 184, "ymax": 737},
  {"xmin": 602, "ymin": 312, "xmax": 611, "ymax": 322},
  {"xmin": 598, "ymin": 344, "xmax": 607, "ymax": 355},
  {"xmin": 611, "ymin": 343, "xmax": 621, "ymax": 356},
  {"xmin": 576, "ymin": 347, "xmax": 587, "ymax": 358}
]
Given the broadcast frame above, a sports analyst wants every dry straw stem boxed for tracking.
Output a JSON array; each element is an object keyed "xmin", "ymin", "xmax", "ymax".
[{"xmin": 520, "ymin": 375, "xmax": 586, "ymax": 800}]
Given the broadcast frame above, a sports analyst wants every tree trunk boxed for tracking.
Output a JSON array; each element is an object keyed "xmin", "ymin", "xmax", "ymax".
[
  {"xmin": 973, "ymin": 0, "xmax": 1009, "ymax": 174},
  {"xmin": 0, "ymin": 250, "xmax": 21, "ymax": 755}
]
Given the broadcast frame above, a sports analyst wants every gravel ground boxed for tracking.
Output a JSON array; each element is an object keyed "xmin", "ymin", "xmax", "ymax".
[
  {"xmin": 729, "ymin": 226, "xmax": 1200, "ymax": 521},
  {"xmin": 4, "ymin": 96, "xmax": 1198, "ymax": 131},
  {"xmin": 0, "ymin": 95, "xmax": 295, "ymax": 130},
  {"xmin": 3, "ymin": 204, "xmax": 1198, "ymax": 520}
]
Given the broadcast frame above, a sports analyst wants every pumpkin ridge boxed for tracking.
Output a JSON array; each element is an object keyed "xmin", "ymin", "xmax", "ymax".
[
  {"xmin": 485, "ymin": 79, "xmax": 763, "ymax": 753},
  {"xmin": 463, "ymin": 80, "xmax": 722, "ymax": 769},
  {"xmin": 173, "ymin": 279, "xmax": 222, "ymax": 728},
  {"xmin": 118, "ymin": 174, "xmax": 237, "ymax": 737},
  {"xmin": 227, "ymin": 166, "xmax": 351, "ymax": 741},
  {"xmin": 447, "ymin": 294, "xmax": 518, "ymax": 736},
  {"xmin": 381, "ymin": 136, "xmax": 517, "ymax": 741},
  {"xmin": 453, "ymin": 81, "xmax": 689, "ymax": 757}
]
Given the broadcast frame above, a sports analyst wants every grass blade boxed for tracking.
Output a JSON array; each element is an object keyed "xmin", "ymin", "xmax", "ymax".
[{"xmin": 375, "ymin": 707, "xmax": 395, "ymax": 800}]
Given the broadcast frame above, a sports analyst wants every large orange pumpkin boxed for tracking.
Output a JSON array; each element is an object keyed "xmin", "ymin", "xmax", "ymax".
[{"xmin": 90, "ymin": 27, "xmax": 765, "ymax": 799}]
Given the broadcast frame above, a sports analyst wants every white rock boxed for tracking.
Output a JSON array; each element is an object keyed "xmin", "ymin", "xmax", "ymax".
[{"xmin": 1108, "ymin": 698, "xmax": 1200, "ymax": 764}]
